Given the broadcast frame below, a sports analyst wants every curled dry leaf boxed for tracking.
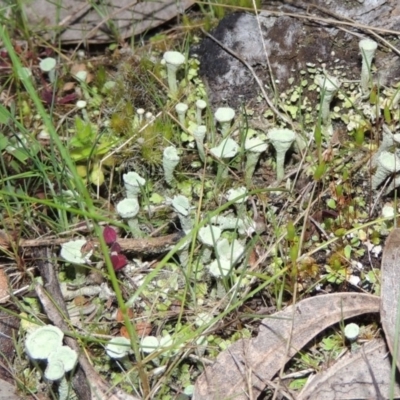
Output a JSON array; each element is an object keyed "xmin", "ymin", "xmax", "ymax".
[
  {"xmin": 193, "ymin": 293, "xmax": 380, "ymax": 400},
  {"xmin": 380, "ymin": 228, "xmax": 400, "ymax": 371},
  {"xmin": 298, "ymin": 338, "xmax": 400, "ymax": 400}
]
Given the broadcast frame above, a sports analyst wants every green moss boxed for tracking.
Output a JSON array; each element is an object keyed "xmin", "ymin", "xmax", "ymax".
[
  {"xmin": 138, "ymin": 116, "xmax": 175, "ymax": 166},
  {"xmin": 110, "ymin": 102, "xmax": 134, "ymax": 135}
]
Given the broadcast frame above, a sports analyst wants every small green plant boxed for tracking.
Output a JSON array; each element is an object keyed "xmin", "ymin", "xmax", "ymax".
[{"xmin": 324, "ymin": 250, "xmax": 350, "ymax": 285}]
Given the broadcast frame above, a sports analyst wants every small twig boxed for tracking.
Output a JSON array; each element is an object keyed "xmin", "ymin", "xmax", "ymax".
[
  {"xmin": 0, "ymin": 232, "xmax": 184, "ymax": 256},
  {"xmin": 267, "ymin": 378, "xmax": 296, "ymax": 400},
  {"xmin": 279, "ymin": 368, "xmax": 314, "ymax": 380},
  {"xmin": 308, "ymin": 215, "xmax": 330, "ymax": 241}
]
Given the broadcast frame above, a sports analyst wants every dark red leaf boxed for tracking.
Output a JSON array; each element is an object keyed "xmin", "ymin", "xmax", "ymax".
[
  {"xmin": 41, "ymin": 88, "xmax": 56, "ymax": 105},
  {"xmin": 111, "ymin": 254, "xmax": 128, "ymax": 271},
  {"xmin": 103, "ymin": 226, "xmax": 117, "ymax": 245},
  {"xmin": 110, "ymin": 241, "xmax": 122, "ymax": 253},
  {"xmin": 58, "ymin": 93, "xmax": 78, "ymax": 105},
  {"xmin": 0, "ymin": 51, "xmax": 10, "ymax": 67}
]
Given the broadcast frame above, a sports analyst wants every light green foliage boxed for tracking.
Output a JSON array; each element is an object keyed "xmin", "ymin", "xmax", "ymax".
[
  {"xmin": 320, "ymin": 332, "xmax": 343, "ymax": 358},
  {"xmin": 327, "ymin": 198, "xmax": 336, "ymax": 209},
  {"xmin": 69, "ymin": 116, "xmax": 113, "ymax": 161},
  {"xmin": 289, "ymin": 378, "xmax": 308, "ymax": 390},
  {"xmin": 324, "ymin": 265, "xmax": 347, "ymax": 284},
  {"xmin": 344, "ymin": 245, "xmax": 352, "ymax": 259}
]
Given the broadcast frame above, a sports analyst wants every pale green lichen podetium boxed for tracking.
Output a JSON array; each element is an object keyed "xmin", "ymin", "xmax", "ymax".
[
  {"xmin": 163, "ymin": 146, "xmax": 180, "ymax": 185},
  {"xmin": 163, "ymin": 51, "xmax": 186, "ymax": 97},
  {"xmin": 359, "ymin": 38, "xmax": 378, "ymax": 96},
  {"xmin": 267, "ymin": 128, "xmax": 295, "ymax": 182}
]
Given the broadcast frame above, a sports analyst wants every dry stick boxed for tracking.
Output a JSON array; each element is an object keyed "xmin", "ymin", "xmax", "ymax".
[
  {"xmin": 200, "ymin": 28, "xmax": 296, "ymax": 130},
  {"xmin": 34, "ymin": 247, "xmax": 142, "ymax": 400},
  {"xmin": 0, "ymin": 232, "xmax": 183, "ymax": 255}
]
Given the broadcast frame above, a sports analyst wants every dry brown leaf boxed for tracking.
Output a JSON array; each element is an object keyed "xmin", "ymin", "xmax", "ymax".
[
  {"xmin": 62, "ymin": 81, "xmax": 76, "ymax": 92},
  {"xmin": 136, "ymin": 321, "xmax": 152, "ymax": 336},
  {"xmin": 116, "ymin": 307, "xmax": 134, "ymax": 323},
  {"xmin": 380, "ymin": 228, "xmax": 400, "ymax": 371},
  {"xmin": 0, "ymin": 269, "xmax": 8, "ymax": 303},
  {"xmin": 193, "ymin": 293, "xmax": 380, "ymax": 400},
  {"xmin": 70, "ymin": 63, "xmax": 89, "ymax": 80},
  {"xmin": 298, "ymin": 339, "xmax": 400, "ymax": 400},
  {"xmin": 120, "ymin": 321, "xmax": 152, "ymax": 338},
  {"xmin": 73, "ymin": 295, "xmax": 87, "ymax": 307},
  {"xmin": 120, "ymin": 326, "xmax": 129, "ymax": 339}
]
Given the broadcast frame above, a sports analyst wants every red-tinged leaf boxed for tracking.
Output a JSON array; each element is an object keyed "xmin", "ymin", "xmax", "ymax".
[
  {"xmin": 110, "ymin": 241, "xmax": 122, "ymax": 253},
  {"xmin": 40, "ymin": 47, "xmax": 54, "ymax": 57},
  {"xmin": 58, "ymin": 93, "xmax": 78, "ymax": 105},
  {"xmin": 111, "ymin": 254, "xmax": 128, "ymax": 271},
  {"xmin": 0, "ymin": 51, "xmax": 10, "ymax": 67},
  {"xmin": 103, "ymin": 225, "xmax": 117, "ymax": 245},
  {"xmin": 41, "ymin": 88, "xmax": 56, "ymax": 105}
]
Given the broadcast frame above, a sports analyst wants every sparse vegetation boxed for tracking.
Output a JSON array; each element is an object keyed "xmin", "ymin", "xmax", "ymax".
[{"xmin": 1, "ymin": 1, "xmax": 400, "ymax": 399}]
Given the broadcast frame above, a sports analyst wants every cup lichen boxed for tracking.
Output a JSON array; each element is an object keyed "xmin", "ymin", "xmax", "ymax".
[{"xmin": 267, "ymin": 128, "xmax": 296, "ymax": 182}]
